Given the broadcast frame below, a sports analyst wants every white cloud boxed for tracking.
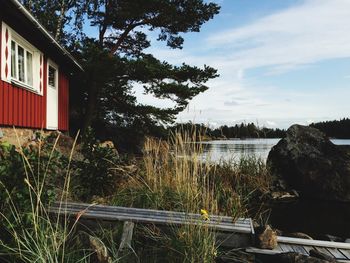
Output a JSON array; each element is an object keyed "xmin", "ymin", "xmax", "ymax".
[
  {"xmin": 266, "ymin": 120, "xmax": 277, "ymax": 127},
  {"xmin": 207, "ymin": 0, "xmax": 350, "ymax": 73},
  {"xmin": 139, "ymin": 0, "xmax": 350, "ymax": 128}
]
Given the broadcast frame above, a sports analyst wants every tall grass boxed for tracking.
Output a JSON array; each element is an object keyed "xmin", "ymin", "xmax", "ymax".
[
  {"xmin": 110, "ymin": 130, "xmax": 220, "ymax": 262},
  {"xmin": 0, "ymin": 128, "xmax": 272, "ymax": 262},
  {"xmin": 0, "ymin": 131, "xmax": 90, "ymax": 263}
]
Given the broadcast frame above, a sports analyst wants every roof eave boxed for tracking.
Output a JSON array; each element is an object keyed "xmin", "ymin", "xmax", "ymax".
[{"xmin": 9, "ymin": 0, "xmax": 84, "ymax": 72}]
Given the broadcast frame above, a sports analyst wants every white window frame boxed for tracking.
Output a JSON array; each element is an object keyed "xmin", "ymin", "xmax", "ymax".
[
  {"xmin": 11, "ymin": 39, "xmax": 34, "ymax": 89},
  {"xmin": 10, "ymin": 30, "xmax": 37, "ymax": 92},
  {"xmin": 1, "ymin": 22, "xmax": 43, "ymax": 96},
  {"xmin": 47, "ymin": 59, "xmax": 59, "ymax": 90}
]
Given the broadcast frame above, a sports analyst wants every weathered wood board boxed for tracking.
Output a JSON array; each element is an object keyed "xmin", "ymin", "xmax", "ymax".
[
  {"xmin": 49, "ymin": 202, "xmax": 255, "ymax": 249},
  {"xmin": 247, "ymin": 235, "xmax": 350, "ymax": 262}
]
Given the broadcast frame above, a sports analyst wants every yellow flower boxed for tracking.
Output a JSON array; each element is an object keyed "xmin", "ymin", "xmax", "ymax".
[{"xmin": 200, "ymin": 209, "xmax": 210, "ymax": 221}]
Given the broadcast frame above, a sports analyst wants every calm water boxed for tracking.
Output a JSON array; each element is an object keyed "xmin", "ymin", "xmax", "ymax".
[{"xmin": 201, "ymin": 138, "xmax": 350, "ymax": 162}]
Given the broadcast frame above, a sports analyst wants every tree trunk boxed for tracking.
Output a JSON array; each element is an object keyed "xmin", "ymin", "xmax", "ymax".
[{"xmin": 55, "ymin": 0, "xmax": 66, "ymax": 41}]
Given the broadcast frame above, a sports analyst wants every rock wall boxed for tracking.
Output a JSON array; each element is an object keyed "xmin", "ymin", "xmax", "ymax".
[
  {"xmin": 0, "ymin": 127, "xmax": 58, "ymax": 146},
  {"xmin": 0, "ymin": 127, "xmax": 37, "ymax": 146}
]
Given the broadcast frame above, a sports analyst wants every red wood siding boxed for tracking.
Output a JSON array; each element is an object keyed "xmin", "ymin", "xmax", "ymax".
[
  {"xmin": 58, "ymin": 71, "xmax": 69, "ymax": 131},
  {"xmin": 0, "ymin": 20, "xmax": 70, "ymax": 132},
  {"xmin": 0, "ymin": 78, "xmax": 46, "ymax": 129}
]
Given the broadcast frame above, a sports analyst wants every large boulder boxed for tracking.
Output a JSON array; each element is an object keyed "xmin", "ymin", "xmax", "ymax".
[{"xmin": 267, "ymin": 124, "xmax": 350, "ymax": 202}]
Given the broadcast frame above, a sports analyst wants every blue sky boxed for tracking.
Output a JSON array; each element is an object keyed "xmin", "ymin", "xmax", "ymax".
[{"xmin": 132, "ymin": 0, "xmax": 350, "ymax": 129}]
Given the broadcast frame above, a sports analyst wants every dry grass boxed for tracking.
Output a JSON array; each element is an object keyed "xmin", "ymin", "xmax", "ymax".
[{"xmin": 0, "ymin": 127, "xmax": 272, "ymax": 262}]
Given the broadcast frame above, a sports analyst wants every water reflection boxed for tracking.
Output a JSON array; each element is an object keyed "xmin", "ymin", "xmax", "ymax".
[{"xmin": 200, "ymin": 138, "xmax": 350, "ymax": 162}]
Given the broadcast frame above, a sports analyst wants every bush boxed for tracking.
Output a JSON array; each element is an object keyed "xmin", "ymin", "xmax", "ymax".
[
  {"xmin": 72, "ymin": 129, "xmax": 130, "ymax": 201},
  {"xmin": 0, "ymin": 136, "xmax": 67, "ymax": 213}
]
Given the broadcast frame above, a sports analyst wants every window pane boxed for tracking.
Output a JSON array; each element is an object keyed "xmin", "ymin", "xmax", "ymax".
[
  {"xmin": 18, "ymin": 45, "xmax": 25, "ymax": 82},
  {"xmin": 11, "ymin": 41, "xmax": 17, "ymax": 78},
  {"xmin": 48, "ymin": 66, "xmax": 56, "ymax": 88},
  {"xmin": 26, "ymin": 52, "xmax": 33, "ymax": 86}
]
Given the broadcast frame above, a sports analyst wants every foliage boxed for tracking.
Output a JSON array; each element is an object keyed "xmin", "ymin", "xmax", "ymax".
[
  {"xmin": 20, "ymin": 0, "xmax": 221, "ymax": 149},
  {"xmin": 20, "ymin": 0, "xmax": 86, "ymax": 44},
  {"xmin": 171, "ymin": 121, "xmax": 286, "ymax": 139},
  {"xmin": 0, "ymin": 136, "xmax": 67, "ymax": 214},
  {"xmin": 0, "ymin": 135, "xmax": 88, "ymax": 263},
  {"xmin": 0, "ymin": 128, "xmax": 273, "ymax": 262},
  {"xmin": 310, "ymin": 118, "xmax": 350, "ymax": 139},
  {"xmin": 72, "ymin": 128, "xmax": 129, "ymax": 200},
  {"xmin": 111, "ymin": 132, "xmax": 220, "ymax": 262}
]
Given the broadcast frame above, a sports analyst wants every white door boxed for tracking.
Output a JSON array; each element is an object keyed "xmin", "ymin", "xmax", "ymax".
[{"xmin": 46, "ymin": 60, "xmax": 59, "ymax": 130}]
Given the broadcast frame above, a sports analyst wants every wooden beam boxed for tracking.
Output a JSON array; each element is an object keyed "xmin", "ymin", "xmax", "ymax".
[
  {"xmin": 277, "ymin": 236, "xmax": 350, "ymax": 250},
  {"xmin": 119, "ymin": 221, "xmax": 135, "ymax": 251},
  {"xmin": 52, "ymin": 202, "xmax": 251, "ymax": 225}
]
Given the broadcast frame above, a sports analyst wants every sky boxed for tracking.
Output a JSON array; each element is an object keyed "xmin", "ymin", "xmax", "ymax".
[{"xmin": 134, "ymin": 0, "xmax": 350, "ymax": 129}]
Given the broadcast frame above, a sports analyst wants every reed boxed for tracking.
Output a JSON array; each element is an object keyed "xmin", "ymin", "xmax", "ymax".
[{"xmin": 0, "ymin": 131, "xmax": 90, "ymax": 263}]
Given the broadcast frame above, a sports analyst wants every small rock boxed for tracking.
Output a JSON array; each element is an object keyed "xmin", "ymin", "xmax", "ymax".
[{"xmin": 255, "ymin": 225, "xmax": 278, "ymax": 249}]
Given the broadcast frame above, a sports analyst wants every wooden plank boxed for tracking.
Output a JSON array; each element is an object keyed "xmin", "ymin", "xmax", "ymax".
[
  {"xmin": 245, "ymin": 247, "xmax": 282, "ymax": 255},
  {"xmin": 276, "ymin": 243, "xmax": 283, "ymax": 252},
  {"xmin": 277, "ymin": 236, "xmax": 350, "ymax": 250},
  {"xmin": 50, "ymin": 203, "xmax": 252, "ymax": 230},
  {"xmin": 313, "ymin": 246, "xmax": 333, "ymax": 257},
  {"xmin": 302, "ymin": 246, "xmax": 313, "ymax": 255},
  {"xmin": 339, "ymin": 249, "xmax": 350, "ymax": 260},
  {"xmin": 49, "ymin": 208, "xmax": 252, "ymax": 233},
  {"xmin": 326, "ymin": 248, "xmax": 347, "ymax": 260},
  {"xmin": 291, "ymin": 245, "xmax": 308, "ymax": 255},
  {"xmin": 119, "ymin": 221, "xmax": 134, "ymax": 251},
  {"xmin": 53, "ymin": 202, "xmax": 251, "ymax": 225},
  {"xmin": 249, "ymin": 218, "xmax": 255, "ymax": 235},
  {"xmin": 279, "ymin": 243, "xmax": 294, "ymax": 252},
  {"xmin": 50, "ymin": 206, "xmax": 250, "ymax": 230}
]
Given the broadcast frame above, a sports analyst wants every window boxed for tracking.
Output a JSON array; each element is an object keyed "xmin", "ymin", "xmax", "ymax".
[
  {"xmin": 48, "ymin": 65, "xmax": 57, "ymax": 88},
  {"xmin": 11, "ymin": 40, "xmax": 34, "ymax": 88},
  {"xmin": 1, "ymin": 22, "xmax": 44, "ymax": 95}
]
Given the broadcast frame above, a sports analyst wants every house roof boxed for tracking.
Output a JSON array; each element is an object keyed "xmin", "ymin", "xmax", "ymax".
[{"xmin": 6, "ymin": 0, "xmax": 83, "ymax": 72}]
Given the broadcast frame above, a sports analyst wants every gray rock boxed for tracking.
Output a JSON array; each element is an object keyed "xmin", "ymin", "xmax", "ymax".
[{"xmin": 267, "ymin": 124, "xmax": 350, "ymax": 202}]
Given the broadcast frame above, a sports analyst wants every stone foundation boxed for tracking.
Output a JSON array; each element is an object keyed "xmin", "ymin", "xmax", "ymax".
[{"xmin": 0, "ymin": 127, "xmax": 53, "ymax": 146}]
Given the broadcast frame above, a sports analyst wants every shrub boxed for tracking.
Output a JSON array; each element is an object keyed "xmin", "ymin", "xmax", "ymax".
[{"xmin": 72, "ymin": 128, "xmax": 130, "ymax": 201}]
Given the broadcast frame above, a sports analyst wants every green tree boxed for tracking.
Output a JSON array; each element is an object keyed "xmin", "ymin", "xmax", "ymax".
[
  {"xmin": 79, "ymin": 0, "xmax": 220, "ymax": 133},
  {"xmin": 20, "ymin": 0, "xmax": 221, "ymax": 149},
  {"xmin": 20, "ymin": 0, "xmax": 86, "ymax": 44}
]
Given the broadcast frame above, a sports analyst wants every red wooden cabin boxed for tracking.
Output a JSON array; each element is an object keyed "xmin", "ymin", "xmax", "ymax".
[{"xmin": 0, "ymin": 0, "xmax": 82, "ymax": 132}]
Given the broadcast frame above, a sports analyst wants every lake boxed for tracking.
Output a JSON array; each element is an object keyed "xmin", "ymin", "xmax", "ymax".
[{"xmin": 200, "ymin": 138, "xmax": 350, "ymax": 162}]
